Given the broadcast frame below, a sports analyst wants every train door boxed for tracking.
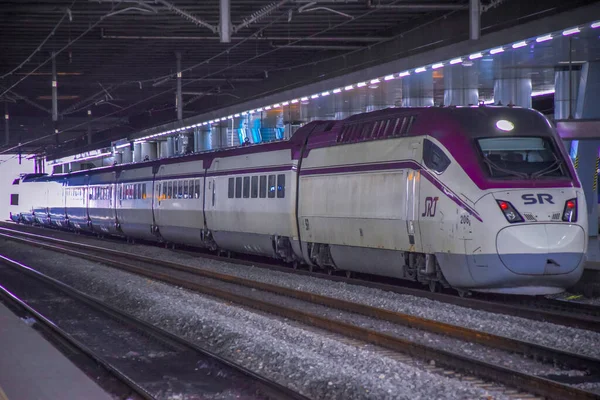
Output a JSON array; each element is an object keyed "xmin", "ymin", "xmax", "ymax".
[{"xmin": 405, "ymin": 142, "xmax": 423, "ymax": 253}]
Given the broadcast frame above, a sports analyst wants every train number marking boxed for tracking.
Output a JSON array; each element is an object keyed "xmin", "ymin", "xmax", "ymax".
[
  {"xmin": 460, "ymin": 215, "xmax": 471, "ymax": 226},
  {"xmin": 422, "ymin": 197, "xmax": 439, "ymax": 217},
  {"xmin": 522, "ymin": 194, "xmax": 554, "ymax": 205}
]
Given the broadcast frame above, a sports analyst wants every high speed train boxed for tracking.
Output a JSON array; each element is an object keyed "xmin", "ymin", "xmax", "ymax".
[{"xmin": 10, "ymin": 106, "xmax": 587, "ymax": 295}]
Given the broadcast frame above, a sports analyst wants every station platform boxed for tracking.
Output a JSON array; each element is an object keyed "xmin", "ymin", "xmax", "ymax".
[
  {"xmin": 0, "ymin": 302, "xmax": 112, "ymax": 400},
  {"xmin": 586, "ymin": 237, "xmax": 600, "ymax": 271}
]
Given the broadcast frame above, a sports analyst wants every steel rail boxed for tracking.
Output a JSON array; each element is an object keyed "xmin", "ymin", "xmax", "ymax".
[
  {"xmin": 0, "ymin": 253, "xmax": 308, "ymax": 400},
  {"xmin": 0, "ymin": 230, "xmax": 598, "ymax": 399},
  {"xmin": 1, "ymin": 224, "xmax": 599, "ymax": 333}
]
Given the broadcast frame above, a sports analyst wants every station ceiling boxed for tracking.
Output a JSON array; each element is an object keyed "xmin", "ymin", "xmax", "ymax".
[{"xmin": 0, "ymin": 0, "xmax": 597, "ymax": 157}]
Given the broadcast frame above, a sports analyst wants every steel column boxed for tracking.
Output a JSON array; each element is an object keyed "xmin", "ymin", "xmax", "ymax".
[
  {"xmin": 52, "ymin": 52, "xmax": 58, "ymax": 144},
  {"xmin": 176, "ymin": 52, "xmax": 183, "ymax": 121},
  {"xmin": 87, "ymin": 109, "xmax": 93, "ymax": 145},
  {"xmin": 444, "ymin": 64, "xmax": 479, "ymax": 106},
  {"xmin": 493, "ymin": 78, "xmax": 532, "ymax": 108},
  {"xmin": 402, "ymin": 70, "xmax": 434, "ymax": 107},
  {"xmin": 219, "ymin": 0, "xmax": 231, "ymax": 43},
  {"xmin": 554, "ymin": 67, "xmax": 581, "ymax": 121},
  {"xmin": 575, "ymin": 62, "xmax": 600, "ymax": 120},
  {"xmin": 470, "ymin": 0, "xmax": 480, "ymax": 40},
  {"xmin": 4, "ymin": 103, "xmax": 8, "ymax": 146}
]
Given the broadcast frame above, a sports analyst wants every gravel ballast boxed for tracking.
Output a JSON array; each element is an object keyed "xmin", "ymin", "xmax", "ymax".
[
  {"xmin": 0, "ymin": 239, "xmax": 508, "ymax": 400},
  {"xmin": 7, "ymin": 224, "xmax": 600, "ymax": 359}
]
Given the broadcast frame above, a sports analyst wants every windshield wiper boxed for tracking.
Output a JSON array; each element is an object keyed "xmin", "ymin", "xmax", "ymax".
[
  {"xmin": 483, "ymin": 157, "xmax": 529, "ymax": 179},
  {"xmin": 531, "ymin": 159, "xmax": 564, "ymax": 178}
]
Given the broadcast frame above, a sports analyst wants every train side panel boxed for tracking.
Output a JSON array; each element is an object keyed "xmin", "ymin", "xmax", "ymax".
[
  {"xmin": 154, "ymin": 162, "xmax": 204, "ymax": 246},
  {"xmin": 204, "ymin": 149, "xmax": 298, "ymax": 258},
  {"xmin": 116, "ymin": 167, "xmax": 156, "ymax": 241},
  {"xmin": 87, "ymin": 172, "xmax": 118, "ymax": 235}
]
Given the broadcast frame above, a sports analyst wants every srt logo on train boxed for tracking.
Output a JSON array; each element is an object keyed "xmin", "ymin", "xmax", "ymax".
[
  {"xmin": 422, "ymin": 197, "xmax": 439, "ymax": 217},
  {"xmin": 522, "ymin": 194, "xmax": 554, "ymax": 205}
]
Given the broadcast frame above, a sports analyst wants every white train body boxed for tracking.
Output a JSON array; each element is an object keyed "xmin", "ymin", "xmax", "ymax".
[{"xmin": 14, "ymin": 107, "xmax": 586, "ymax": 295}]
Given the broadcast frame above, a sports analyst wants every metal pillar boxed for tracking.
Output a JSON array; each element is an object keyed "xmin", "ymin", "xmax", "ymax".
[
  {"xmin": 87, "ymin": 109, "xmax": 93, "ymax": 145},
  {"xmin": 470, "ymin": 0, "xmax": 480, "ymax": 40},
  {"xmin": 493, "ymin": 78, "xmax": 532, "ymax": 108},
  {"xmin": 572, "ymin": 140, "xmax": 600, "ymax": 236},
  {"xmin": 220, "ymin": 0, "xmax": 231, "ymax": 43},
  {"xmin": 166, "ymin": 136, "xmax": 175, "ymax": 157},
  {"xmin": 575, "ymin": 61, "xmax": 600, "ymax": 120},
  {"xmin": 133, "ymin": 142, "xmax": 142, "ymax": 162},
  {"xmin": 176, "ymin": 52, "xmax": 183, "ymax": 121},
  {"xmin": 554, "ymin": 67, "xmax": 581, "ymax": 120},
  {"xmin": 52, "ymin": 52, "xmax": 58, "ymax": 144},
  {"xmin": 444, "ymin": 64, "xmax": 479, "ymax": 106},
  {"xmin": 122, "ymin": 145, "xmax": 132, "ymax": 163},
  {"xmin": 4, "ymin": 103, "xmax": 8, "ymax": 146},
  {"xmin": 402, "ymin": 70, "xmax": 434, "ymax": 107}
]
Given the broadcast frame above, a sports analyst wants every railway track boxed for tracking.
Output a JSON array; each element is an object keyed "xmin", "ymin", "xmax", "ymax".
[
  {"xmin": 1, "ymin": 222, "xmax": 599, "ymax": 334},
  {"xmin": 0, "ymin": 253, "xmax": 307, "ymax": 400},
  {"xmin": 0, "ymin": 227, "xmax": 599, "ymax": 399}
]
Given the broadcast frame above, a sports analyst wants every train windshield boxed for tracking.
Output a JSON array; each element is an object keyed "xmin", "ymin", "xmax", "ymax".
[{"xmin": 477, "ymin": 137, "xmax": 569, "ymax": 179}]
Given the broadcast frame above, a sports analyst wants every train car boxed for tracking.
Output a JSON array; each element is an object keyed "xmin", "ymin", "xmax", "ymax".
[
  {"xmin": 14, "ymin": 106, "xmax": 586, "ymax": 295},
  {"xmin": 8, "ymin": 173, "xmax": 46, "ymax": 223},
  {"xmin": 65, "ymin": 173, "xmax": 91, "ymax": 232},
  {"xmin": 116, "ymin": 166, "xmax": 156, "ymax": 241},
  {"xmin": 154, "ymin": 159, "xmax": 205, "ymax": 247},
  {"xmin": 204, "ymin": 142, "xmax": 298, "ymax": 260}
]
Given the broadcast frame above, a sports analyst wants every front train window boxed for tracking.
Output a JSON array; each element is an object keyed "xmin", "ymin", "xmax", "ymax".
[{"xmin": 478, "ymin": 137, "xmax": 568, "ymax": 179}]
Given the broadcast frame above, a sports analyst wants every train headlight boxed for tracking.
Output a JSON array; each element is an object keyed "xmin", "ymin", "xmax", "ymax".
[
  {"xmin": 562, "ymin": 198, "xmax": 578, "ymax": 222},
  {"xmin": 496, "ymin": 200, "xmax": 524, "ymax": 223}
]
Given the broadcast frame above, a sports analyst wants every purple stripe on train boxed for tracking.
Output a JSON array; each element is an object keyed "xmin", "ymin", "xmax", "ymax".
[{"xmin": 300, "ymin": 160, "xmax": 483, "ymax": 222}]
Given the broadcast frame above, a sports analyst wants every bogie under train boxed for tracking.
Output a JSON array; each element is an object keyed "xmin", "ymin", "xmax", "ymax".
[{"xmin": 10, "ymin": 106, "xmax": 587, "ymax": 295}]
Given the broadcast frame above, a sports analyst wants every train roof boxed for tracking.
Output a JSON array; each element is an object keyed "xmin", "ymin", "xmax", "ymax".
[{"xmin": 49, "ymin": 106, "xmax": 559, "ymax": 181}]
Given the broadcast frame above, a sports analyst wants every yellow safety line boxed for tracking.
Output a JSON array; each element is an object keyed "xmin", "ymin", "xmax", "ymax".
[{"xmin": 0, "ymin": 385, "xmax": 9, "ymax": 400}]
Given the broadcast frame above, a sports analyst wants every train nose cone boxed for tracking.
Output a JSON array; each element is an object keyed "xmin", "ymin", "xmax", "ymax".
[{"xmin": 496, "ymin": 224, "xmax": 585, "ymax": 275}]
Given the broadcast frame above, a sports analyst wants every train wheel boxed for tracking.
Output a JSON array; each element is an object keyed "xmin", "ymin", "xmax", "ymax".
[
  {"xmin": 292, "ymin": 261, "xmax": 299, "ymax": 270},
  {"xmin": 457, "ymin": 289, "xmax": 471, "ymax": 298},
  {"xmin": 327, "ymin": 269, "xmax": 332, "ymax": 275},
  {"xmin": 345, "ymin": 271, "xmax": 352, "ymax": 279}
]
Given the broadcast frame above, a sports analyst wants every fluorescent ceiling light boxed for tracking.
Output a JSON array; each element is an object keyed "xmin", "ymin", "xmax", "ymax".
[
  {"xmin": 469, "ymin": 52, "xmax": 483, "ymax": 60},
  {"xmin": 450, "ymin": 58, "xmax": 462, "ymax": 65},
  {"xmin": 592, "ymin": 21, "xmax": 600, "ymax": 29},
  {"xmin": 282, "ymin": 101, "xmax": 290, "ymax": 105},
  {"xmin": 115, "ymin": 143, "xmax": 129, "ymax": 149},
  {"xmin": 234, "ymin": 113, "xmax": 240, "ymax": 117},
  {"xmin": 321, "ymin": 91, "xmax": 330, "ymax": 96},
  {"xmin": 209, "ymin": 120, "xmax": 214, "ymax": 123},
  {"xmin": 264, "ymin": 106, "xmax": 272, "ymax": 110},
  {"xmin": 227, "ymin": 115, "xmax": 233, "ymax": 119},
  {"xmin": 531, "ymin": 89, "xmax": 555, "ymax": 97},
  {"xmin": 384, "ymin": 74, "xmax": 395, "ymax": 80},
  {"xmin": 562, "ymin": 27, "xmax": 580, "ymax": 36},
  {"xmin": 512, "ymin": 41, "xmax": 527, "ymax": 49},
  {"xmin": 432, "ymin": 63, "xmax": 444, "ymax": 69},
  {"xmin": 273, "ymin": 103, "xmax": 280, "ymax": 108},
  {"xmin": 536, "ymin": 34, "xmax": 552, "ymax": 43},
  {"xmin": 415, "ymin": 67, "xmax": 426, "ymax": 73},
  {"xmin": 220, "ymin": 117, "xmax": 226, "ymax": 121},
  {"xmin": 356, "ymin": 82, "xmax": 367, "ymax": 87},
  {"xmin": 332, "ymin": 88, "xmax": 342, "ymax": 93},
  {"xmin": 344, "ymin": 85, "xmax": 354, "ymax": 90},
  {"xmin": 311, "ymin": 94, "xmax": 319, "ymax": 99},
  {"xmin": 370, "ymin": 78, "xmax": 380, "ymax": 84},
  {"xmin": 291, "ymin": 99, "xmax": 299, "ymax": 103},
  {"xmin": 202, "ymin": 122, "xmax": 208, "ymax": 125},
  {"xmin": 256, "ymin": 108, "xmax": 263, "ymax": 112},
  {"xmin": 300, "ymin": 97, "xmax": 309, "ymax": 101},
  {"xmin": 398, "ymin": 71, "xmax": 410, "ymax": 77},
  {"xmin": 490, "ymin": 47, "xmax": 504, "ymax": 55}
]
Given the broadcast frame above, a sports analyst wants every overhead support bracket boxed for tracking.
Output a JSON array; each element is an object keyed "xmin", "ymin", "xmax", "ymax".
[
  {"xmin": 219, "ymin": 0, "xmax": 231, "ymax": 43},
  {"xmin": 4, "ymin": 103, "xmax": 9, "ymax": 146},
  {"xmin": 366, "ymin": 1, "xmax": 468, "ymax": 11},
  {"xmin": 51, "ymin": 52, "xmax": 58, "ymax": 123},
  {"xmin": 176, "ymin": 52, "xmax": 183, "ymax": 121},
  {"xmin": 234, "ymin": 0, "xmax": 289, "ymax": 33},
  {"xmin": 470, "ymin": 0, "xmax": 481, "ymax": 40},
  {"xmin": 155, "ymin": 0, "xmax": 217, "ymax": 33}
]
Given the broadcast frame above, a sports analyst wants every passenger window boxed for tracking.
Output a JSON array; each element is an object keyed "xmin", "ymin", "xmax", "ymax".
[
  {"xmin": 251, "ymin": 176, "xmax": 258, "ymax": 198},
  {"xmin": 194, "ymin": 180, "xmax": 200, "ymax": 199},
  {"xmin": 178, "ymin": 181, "xmax": 183, "ymax": 199},
  {"xmin": 268, "ymin": 175, "xmax": 276, "ymax": 198},
  {"xmin": 162, "ymin": 182, "xmax": 167, "ymax": 199},
  {"xmin": 184, "ymin": 180, "xmax": 189, "ymax": 199},
  {"xmin": 277, "ymin": 174, "xmax": 285, "ymax": 198},
  {"xmin": 259, "ymin": 176, "xmax": 267, "ymax": 198},
  {"xmin": 235, "ymin": 177, "xmax": 242, "ymax": 198},
  {"xmin": 228, "ymin": 178, "xmax": 234, "ymax": 198},
  {"xmin": 405, "ymin": 116, "xmax": 416, "ymax": 135},
  {"xmin": 142, "ymin": 183, "xmax": 147, "ymax": 200},
  {"xmin": 423, "ymin": 139, "xmax": 451, "ymax": 174},
  {"xmin": 137, "ymin": 184, "xmax": 141, "ymax": 200},
  {"xmin": 167, "ymin": 181, "xmax": 173, "ymax": 199},
  {"xmin": 243, "ymin": 176, "xmax": 250, "ymax": 198}
]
